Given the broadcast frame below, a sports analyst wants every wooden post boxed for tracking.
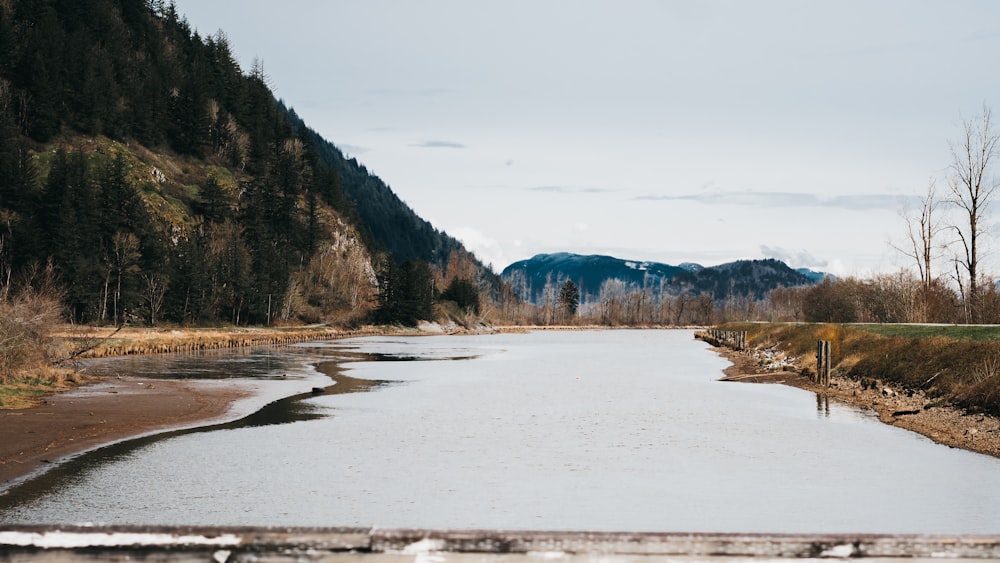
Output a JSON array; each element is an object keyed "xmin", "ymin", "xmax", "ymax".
[
  {"xmin": 823, "ymin": 340, "xmax": 831, "ymax": 386},
  {"xmin": 815, "ymin": 340, "xmax": 832, "ymax": 387},
  {"xmin": 815, "ymin": 340, "xmax": 822, "ymax": 384}
]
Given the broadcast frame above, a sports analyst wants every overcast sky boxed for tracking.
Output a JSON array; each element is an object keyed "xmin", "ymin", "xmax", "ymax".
[{"xmin": 173, "ymin": 0, "xmax": 1000, "ymax": 276}]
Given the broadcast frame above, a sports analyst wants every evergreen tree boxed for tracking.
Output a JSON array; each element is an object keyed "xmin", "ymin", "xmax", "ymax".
[
  {"xmin": 195, "ymin": 176, "xmax": 233, "ymax": 223},
  {"xmin": 558, "ymin": 279, "xmax": 580, "ymax": 317},
  {"xmin": 373, "ymin": 259, "xmax": 434, "ymax": 326},
  {"xmin": 442, "ymin": 277, "xmax": 480, "ymax": 315}
]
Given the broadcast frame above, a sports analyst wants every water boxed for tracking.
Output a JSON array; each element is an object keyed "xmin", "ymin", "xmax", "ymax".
[{"xmin": 2, "ymin": 330, "xmax": 999, "ymax": 533}]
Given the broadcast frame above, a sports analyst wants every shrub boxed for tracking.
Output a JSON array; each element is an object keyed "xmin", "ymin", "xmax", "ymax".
[{"xmin": 0, "ymin": 282, "xmax": 66, "ymax": 384}]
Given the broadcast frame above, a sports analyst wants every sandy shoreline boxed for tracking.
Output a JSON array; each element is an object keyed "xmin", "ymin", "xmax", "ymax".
[
  {"xmin": 0, "ymin": 366, "xmax": 334, "ymax": 491},
  {"xmin": 1, "ymin": 324, "xmax": 428, "ymax": 490}
]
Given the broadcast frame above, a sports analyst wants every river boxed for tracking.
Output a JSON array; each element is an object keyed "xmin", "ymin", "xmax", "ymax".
[{"xmin": 1, "ymin": 329, "xmax": 999, "ymax": 533}]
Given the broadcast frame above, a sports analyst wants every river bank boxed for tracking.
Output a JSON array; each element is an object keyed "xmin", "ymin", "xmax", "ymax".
[
  {"xmin": 8, "ymin": 324, "xmax": 998, "ymax": 494},
  {"xmin": 0, "ymin": 324, "xmax": 407, "ymax": 489},
  {"xmin": 710, "ymin": 342, "xmax": 1000, "ymax": 459},
  {"xmin": 0, "ymin": 376, "xmax": 258, "ymax": 489}
]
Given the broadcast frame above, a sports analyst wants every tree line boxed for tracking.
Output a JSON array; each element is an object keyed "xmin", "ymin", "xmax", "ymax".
[{"xmin": 0, "ymin": 0, "xmax": 494, "ymax": 329}]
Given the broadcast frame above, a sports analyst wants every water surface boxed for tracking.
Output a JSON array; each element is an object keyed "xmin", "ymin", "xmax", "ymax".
[{"xmin": 2, "ymin": 330, "xmax": 998, "ymax": 533}]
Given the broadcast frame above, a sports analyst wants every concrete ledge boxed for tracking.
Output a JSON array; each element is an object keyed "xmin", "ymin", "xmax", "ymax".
[{"xmin": 1, "ymin": 525, "xmax": 999, "ymax": 561}]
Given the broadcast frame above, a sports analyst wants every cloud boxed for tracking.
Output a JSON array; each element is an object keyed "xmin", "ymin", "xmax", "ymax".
[
  {"xmin": 337, "ymin": 143, "xmax": 370, "ymax": 156},
  {"xmin": 760, "ymin": 245, "xmax": 829, "ymax": 269},
  {"xmin": 450, "ymin": 227, "xmax": 506, "ymax": 269},
  {"xmin": 529, "ymin": 185, "xmax": 612, "ymax": 194},
  {"xmin": 412, "ymin": 140, "xmax": 467, "ymax": 149},
  {"xmin": 635, "ymin": 190, "xmax": 917, "ymax": 210},
  {"xmin": 366, "ymin": 87, "xmax": 453, "ymax": 97}
]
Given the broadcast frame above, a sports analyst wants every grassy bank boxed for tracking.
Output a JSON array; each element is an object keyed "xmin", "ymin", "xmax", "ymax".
[
  {"xmin": 715, "ymin": 322, "xmax": 1000, "ymax": 416},
  {"xmin": 55, "ymin": 325, "xmax": 369, "ymax": 358}
]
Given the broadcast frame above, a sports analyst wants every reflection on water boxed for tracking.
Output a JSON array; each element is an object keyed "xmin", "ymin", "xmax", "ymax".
[
  {"xmin": 3, "ymin": 330, "xmax": 1000, "ymax": 534},
  {"xmin": 816, "ymin": 393, "xmax": 830, "ymax": 418}
]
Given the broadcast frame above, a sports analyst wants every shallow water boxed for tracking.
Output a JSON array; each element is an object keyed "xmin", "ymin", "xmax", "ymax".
[{"xmin": 2, "ymin": 330, "xmax": 999, "ymax": 533}]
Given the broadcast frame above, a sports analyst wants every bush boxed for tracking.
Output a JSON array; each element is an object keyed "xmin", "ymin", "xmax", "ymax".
[{"xmin": 0, "ymin": 284, "xmax": 65, "ymax": 384}]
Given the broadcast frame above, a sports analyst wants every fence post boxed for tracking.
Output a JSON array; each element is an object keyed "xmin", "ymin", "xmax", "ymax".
[
  {"xmin": 816, "ymin": 340, "xmax": 832, "ymax": 387},
  {"xmin": 823, "ymin": 340, "xmax": 831, "ymax": 386},
  {"xmin": 815, "ymin": 341, "xmax": 822, "ymax": 384}
]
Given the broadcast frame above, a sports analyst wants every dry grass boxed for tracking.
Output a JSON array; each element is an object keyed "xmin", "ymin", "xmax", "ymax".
[
  {"xmin": 0, "ymin": 283, "xmax": 65, "ymax": 378},
  {"xmin": 52, "ymin": 324, "xmax": 401, "ymax": 359},
  {"xmin": 0, "ymin": 281, "xmax": 82, "ymax": 408},
  {"xmin": 718, "ymin": 322, "xmax": 1000, "ymax": 415}
]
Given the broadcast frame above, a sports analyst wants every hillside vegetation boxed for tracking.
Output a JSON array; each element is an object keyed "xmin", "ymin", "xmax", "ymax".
[
  {"xmin": 718, "ymin": 322, "xmax": 1000, "ymax": 416},
  {"xmin": 0, "ymin": 0, "xmax": 490, "ymax": 328},
  {"xmin": 0, "ymin": 0, "xmax": 502, "ymax": 396}
]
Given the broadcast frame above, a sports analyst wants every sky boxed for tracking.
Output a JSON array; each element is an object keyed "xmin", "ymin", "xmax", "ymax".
[{"xmin": 172, "ymin": 0, "xmax": 1000, "ymax": 277}]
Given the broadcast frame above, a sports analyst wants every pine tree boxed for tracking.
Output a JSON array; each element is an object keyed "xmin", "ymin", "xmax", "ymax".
[
  {"xmin": 442, "ymin": 277, "xmax": 480, "ymax": 314},
  {"xmin": 558, "ymin": 279, "xmax": 580, "ymax": 317}
]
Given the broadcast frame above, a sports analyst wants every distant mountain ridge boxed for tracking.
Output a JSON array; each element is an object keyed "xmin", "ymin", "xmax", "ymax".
[{"xmin": 501, "ymin": 253, "xmax": 823, "ymax": 304}]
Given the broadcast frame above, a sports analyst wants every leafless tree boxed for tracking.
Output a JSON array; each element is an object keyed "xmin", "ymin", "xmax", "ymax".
[
  {"xmin": 598, "ymin": 278, "xmax": 628, "ymax": 325},
  {"xmin": 895, "ymin": 179, "xmax": 945, "ymax": 289},
  {"xmin": 947, "ymin": 106, "xmax": 999, "ymax": 321},
  {"xmin": 141, "ymin": 272, "xmax": 168, "ymax": 326}
]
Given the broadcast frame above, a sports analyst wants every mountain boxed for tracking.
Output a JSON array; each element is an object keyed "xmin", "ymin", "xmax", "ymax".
[
  {"xmin": 501, "ymin": 253, "xmax": 819, "ymax": 304},
  {"xmin": 796, "ymin": 268, "xmax": 828, "ymax": 283},
  {"xmin": 502, "ymin": 253, "xmax": 687, "ymax": 303},
  {"xmin": 668, "ymin": 258, "xmax": 819, "ymax": 300},
  {"xmin": 0, "ymin": 0, "xmax": 488, "ymax": 326}
]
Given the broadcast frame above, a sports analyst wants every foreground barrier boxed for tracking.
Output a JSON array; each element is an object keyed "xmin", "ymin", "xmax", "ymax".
[{"xmin": 1, "ymin": 526, "xmax": 999, "ymax": 561}]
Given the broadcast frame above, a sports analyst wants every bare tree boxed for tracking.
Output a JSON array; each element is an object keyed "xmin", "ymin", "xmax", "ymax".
[
  {"xmin": 141, "ymin": 272, "xmax": 169, "ymax": 326},
  {"xmin": 947, "ymin": 106, "xmax": 999, "ymax": 321},
  {"xmin": 895, "ymin": 179, "xmax": 944, "ymax": 289}
]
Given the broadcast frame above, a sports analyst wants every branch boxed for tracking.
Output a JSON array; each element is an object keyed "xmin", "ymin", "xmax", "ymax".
[{"xmin": 54, "ymin": 325, "xmax": 123, "ymax": 366}]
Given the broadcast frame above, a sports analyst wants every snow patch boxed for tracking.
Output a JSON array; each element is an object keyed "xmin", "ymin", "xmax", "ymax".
[
  {"xmin": 820, "ymin": 543, "xmax": 857, "ymax": 558},
  {"xmin": 528, "ymin": 551, "xmax": 568, "ymax": 559},
  {"xmin": 401, "ymin": 538, "xmax": 447, "ymax": 554},
  {"xmin": 0, "ymin": 531, "xmax": 241, "ymax": 549}
]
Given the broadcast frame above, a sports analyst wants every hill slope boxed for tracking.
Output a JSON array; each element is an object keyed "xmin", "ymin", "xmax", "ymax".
[
  {"xmin": 0, "ymin": 0, "xmax": 486, "ymax": 325},
  {"xmin": 502, "ymin": 253, "xmax": 817, "ymax": 304}
]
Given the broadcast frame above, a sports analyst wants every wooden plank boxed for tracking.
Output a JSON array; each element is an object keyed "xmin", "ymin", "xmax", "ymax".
[{"xmin": 2, "ymin": 526, "xmax": 999, "ymax": 561}]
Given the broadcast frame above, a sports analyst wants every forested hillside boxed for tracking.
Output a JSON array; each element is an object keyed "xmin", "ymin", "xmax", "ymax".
[
  {"xmin": 502, "ymin": 253, "xmax": 688, "ymax": 304},
  {"xmin": 0, "ymin": 0, "xmax": 487, "ymax": 326},
  {"xmin": 502, "ymin": 253, "xmax": 817, "ymax": 305}
]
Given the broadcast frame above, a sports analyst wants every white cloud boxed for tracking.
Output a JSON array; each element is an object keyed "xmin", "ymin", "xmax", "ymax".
[
  {"xmin": 412, "ymin": 140, "xmax": 467, "ymax": 149},
  {"xmin": 450, "ymin": 227, "xmax": 507, "ymax": 270},
  {"xmin": 638, "ymin": 190, "xmax": 917, "ymax": 211},
  {"xmin": 760, "ymin": 245, "xmax": 829, "ymax": 269}
]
